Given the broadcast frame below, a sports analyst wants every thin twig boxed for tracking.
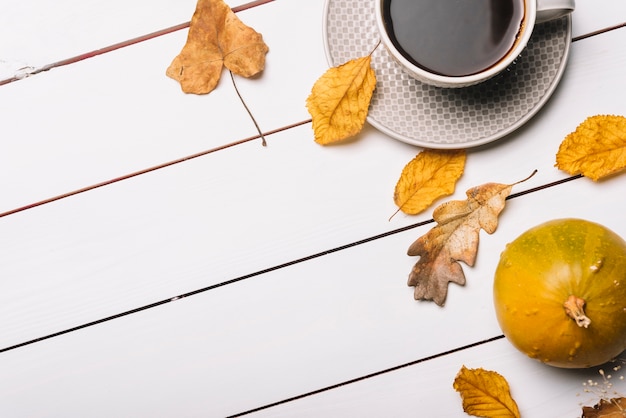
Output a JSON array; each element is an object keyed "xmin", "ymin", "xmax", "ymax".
[{"xmin": 229, "ymin": 70, "xmax": 267, "ymax": 146}]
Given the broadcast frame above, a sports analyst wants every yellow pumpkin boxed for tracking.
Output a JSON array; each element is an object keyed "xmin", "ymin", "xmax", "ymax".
[{"xmin": 493, "ymin": 218, "xmax": 626, "ymax": 368}]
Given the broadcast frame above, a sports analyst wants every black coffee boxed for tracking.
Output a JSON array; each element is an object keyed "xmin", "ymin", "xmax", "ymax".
[{"xmin": 383, "ymin": 0, "xmax": 525, "ymax": 77}]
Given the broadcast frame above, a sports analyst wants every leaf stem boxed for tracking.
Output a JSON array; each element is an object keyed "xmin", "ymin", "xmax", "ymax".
[
  {"xmin": 369, "ymin": 39, "xmax": 382, "ymax": 57},
  {"xmin": 229, "ymin": 70, "xmax": 267, "ymax": 146},
  {"xmin": 513, "ymin": 169, "xmax": 538, "ymax": 186}
]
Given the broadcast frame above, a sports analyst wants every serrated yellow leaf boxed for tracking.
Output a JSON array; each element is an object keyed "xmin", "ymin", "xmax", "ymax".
[
  {"xmin": 306, "ymin": 56, "xmax": 376, "ymax": 145},
  {"xmin": 556, "ymin": 115, "xmax": 626, "ymax": 181},
  {"xmin": 453, "ymin": 366, "xmax": 521, "ymax": 418},
  {"xmin": 393, "ymin": 149, "xmax": 466, "ymax": 216}
]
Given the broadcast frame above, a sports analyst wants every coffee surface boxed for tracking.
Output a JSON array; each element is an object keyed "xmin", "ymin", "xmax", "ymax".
[{"xmin": 384, "ymin": 0, "xmax": 525, "ymax": 77}]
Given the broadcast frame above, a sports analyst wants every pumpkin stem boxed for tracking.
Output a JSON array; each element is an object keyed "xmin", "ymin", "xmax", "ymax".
[{"xmin": 564, "ymin": 295, "xmax": 591, "ymax": 328}]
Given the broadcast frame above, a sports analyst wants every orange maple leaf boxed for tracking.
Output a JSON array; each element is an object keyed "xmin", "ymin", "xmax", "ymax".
[{"xmin": 167, "ymin": 0, "xmax": 269, "ymax": 94}]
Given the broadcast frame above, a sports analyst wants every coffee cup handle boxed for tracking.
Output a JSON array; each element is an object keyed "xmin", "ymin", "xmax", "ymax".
[{"xmin": 536, "ymin": 0, "xmax": 575, "ymax": 23}]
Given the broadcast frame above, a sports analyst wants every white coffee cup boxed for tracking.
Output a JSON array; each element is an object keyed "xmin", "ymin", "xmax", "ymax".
[{"xmin": 375, "ymin": 0, "xmax": 575, "ymax": 88}]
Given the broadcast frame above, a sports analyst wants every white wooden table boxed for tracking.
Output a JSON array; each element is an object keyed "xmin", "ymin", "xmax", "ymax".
[{"xmin": 1, "ymin": 0, "xmax": 625, "ymax": 416}]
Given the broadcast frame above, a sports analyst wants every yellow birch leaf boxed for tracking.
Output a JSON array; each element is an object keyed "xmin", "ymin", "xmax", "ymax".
[
  {"xmin": 393, "ymin": 149, "xmax": 466, "ymax": 216},
  {"xmin": 306, "ymin": 56, "xmax": 376, "ymax": 144},
  {"xmin": 453, "ymin": 366, "xmax": 521, "ymax": 418},
  {"xmin": 556, "ymin": 114, "xmax": 626, "ymax": 181}
]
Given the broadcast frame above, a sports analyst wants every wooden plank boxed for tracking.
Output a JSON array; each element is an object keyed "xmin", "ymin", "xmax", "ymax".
[{"xmin": 0, "ymin": 175, "xmax": 625, "ymax": 416}]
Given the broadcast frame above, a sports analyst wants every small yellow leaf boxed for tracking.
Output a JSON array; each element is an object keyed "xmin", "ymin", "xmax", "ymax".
[
  {"xmin": 453, "ymin": 366, "xmax": 521, "ymax": 418},
  {"xmin": 306, "ymin": 56, "xmax": 376, "ymax": 144},
  {"xmin": 556, "ymin": 114, "xmax": 626, "ymax": 181},
  {"xmin": 393, "ymin": 149, "xmax": 466, "ymax": 216}
]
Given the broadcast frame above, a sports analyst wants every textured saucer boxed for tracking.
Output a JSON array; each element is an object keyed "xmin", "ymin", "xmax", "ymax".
[{"xmin": 323, "ymin": 0, "xmax": 572, "ymax": 148}]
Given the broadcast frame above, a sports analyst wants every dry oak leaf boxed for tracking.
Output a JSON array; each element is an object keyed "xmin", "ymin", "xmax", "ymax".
[
  {"xmin": 393, "ymin": 149, "xmax": 467, "ymax": 216},
  {"xmin": 582, "ymin": 397, "xmax": 626, "ymax": 418},
  {"xmin": 306, "ymin": 55, "xmax": 376, "ymax": 144},
  {"xmin": 166, "ymin": 0, "xmax": 269, "ymax": 94},
  {"xmin": 407, "ymin": 174, "xmax": 532, "ymax": 306},
  {"xmin": 453, "ymin": 366, "xmax": 521, "ymax": 418},
  {"xmin": 556, "ymin": 114, "xmax": 626, "ymax": 181}
]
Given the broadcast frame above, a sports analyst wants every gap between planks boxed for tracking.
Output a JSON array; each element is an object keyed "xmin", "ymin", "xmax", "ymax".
[
  {"xmin": 0, "ymin": 119, "xmax": 312, "ymax": 219},
  {"xmin": 227, "ymin": 335, "xmax": 506, "ymax": 417}
]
